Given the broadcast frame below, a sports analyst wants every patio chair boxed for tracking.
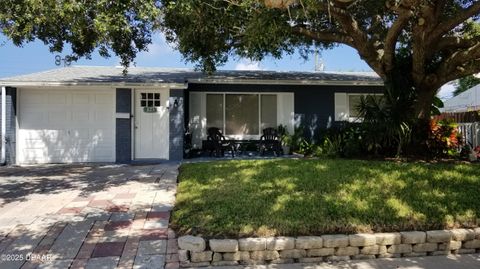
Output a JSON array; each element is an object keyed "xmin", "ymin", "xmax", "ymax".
[
  {"xmin": 206, "ymin": 127, "xmax": 235, "ymax": 157},
  {"xmin": 184, "ymin": 129, "xmax": 193, "ymax": 159},
  {"xmin": 259, "ymin": 127, "xmax": 282, "ymax": 156}
]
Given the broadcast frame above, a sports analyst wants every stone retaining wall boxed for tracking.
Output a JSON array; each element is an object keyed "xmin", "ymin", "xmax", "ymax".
[{"xmin": 177, "ymin": 229, "xmax": 480, "ymax": 267}]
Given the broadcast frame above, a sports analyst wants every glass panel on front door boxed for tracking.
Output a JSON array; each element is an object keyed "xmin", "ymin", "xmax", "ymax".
[
  {"xmin": 140, "ymin": 92, "xmax": 161, "ymax": 107},
  {"xmin": 141, "ymin": 92, "xmax": 161, "ymax": 112}
]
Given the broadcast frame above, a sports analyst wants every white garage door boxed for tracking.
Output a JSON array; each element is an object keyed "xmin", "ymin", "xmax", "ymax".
[{"xmin": 18, "ymin": 88, "xmax": 115, "ymax": 164}]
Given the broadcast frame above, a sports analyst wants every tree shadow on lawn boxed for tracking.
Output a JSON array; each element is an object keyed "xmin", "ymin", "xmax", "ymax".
[{"xmin": 172, "ymin": 159, "xmax": 480, "ymax": 238}]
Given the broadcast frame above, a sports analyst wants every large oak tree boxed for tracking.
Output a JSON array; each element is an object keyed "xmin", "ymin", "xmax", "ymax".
[
  {"xmin": 0, "ymin": 0, "xmax": 160, "ymax": 68},
  {"xmin": 161, "ymin": 0, "xmax": 480, "ymax": 120}
]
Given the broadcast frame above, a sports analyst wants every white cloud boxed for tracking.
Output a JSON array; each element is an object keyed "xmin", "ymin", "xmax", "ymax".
[
  {"xmin": 144, "ymin": 33, "xmax": 174, "ymax": 56},
  {"xmin": 234, "ymin": 59, "xmax": 263, "ymax": 71}
]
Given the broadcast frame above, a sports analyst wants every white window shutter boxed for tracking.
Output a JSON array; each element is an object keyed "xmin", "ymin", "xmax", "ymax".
[
  {"xmin": 334, "ymin": 92, "xmax": 348, "ymax": 121},
  {"xmin": 277, "ymin": 93, "xmax": 294, "ymax": 133}
]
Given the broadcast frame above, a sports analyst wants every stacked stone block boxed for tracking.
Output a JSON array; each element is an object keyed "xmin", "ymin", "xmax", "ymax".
[{"xmin": 177, "ymin": 228, "xmax": 480, "ymax": 267}]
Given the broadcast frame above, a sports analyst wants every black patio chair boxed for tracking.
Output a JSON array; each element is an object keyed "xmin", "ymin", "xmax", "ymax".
[
  {"xmin": 206, "ymin": 127, "xmax": 235, "ymax": 157},
  {"xmin": 184, "ymin": 129, "xmax": 193, "ymax": 159},
  {"xmin": 259, "ymin": 127, "xmax": 282, "ymax": 156}
]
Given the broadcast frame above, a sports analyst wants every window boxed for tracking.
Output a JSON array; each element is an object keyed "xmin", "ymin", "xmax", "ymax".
[
  {"xmin": 348, "ymin": 94, "xmax": 383, "ymax": 119},
  {"xmin": 226, "ymin": 94, "xmax": 259, "ymax": 135},
  {"xmin": 204, "ymin": 93, "xmax": 278, "ymax": 136},
  {"xmin": 206, "ymin": 94, "xmax": 223, "ymax": 129},
  {"xmin": 140, "ymin": 92, "xmax": 161, "ymax": 107},
  {"xmin": 261, "ymin": 95, "xmax": 277, "ymax": 129}
]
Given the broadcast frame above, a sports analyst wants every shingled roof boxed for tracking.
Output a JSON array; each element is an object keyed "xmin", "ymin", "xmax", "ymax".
[{"xmin": 0, "ymin": 66, "xmax": 383, "ymax": 86}]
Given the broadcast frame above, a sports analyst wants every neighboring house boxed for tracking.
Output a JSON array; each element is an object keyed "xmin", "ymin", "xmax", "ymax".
[
  {"xmin": 439, "ymin": 84, "xmax": 480, "ymax": 149},
  {"xmin": 442, "ymin": 84, "xmax": 480, "ymax": 113},
  {"xmin": 0, "ymin": 66, "xmax": 382, "ymax": 165}
]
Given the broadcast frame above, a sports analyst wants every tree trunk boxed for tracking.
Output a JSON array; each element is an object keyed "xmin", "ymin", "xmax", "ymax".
[
  {"xmin": 382, "ymin": 72, "xmax": 438, "ymax": 157},
  {"xmin": 414, "ymin": 87, "xmax": 437, "ymax": 120},
  {"xmin": 411, "ymin": 86, "xmax": 438, "ymax": 156}
]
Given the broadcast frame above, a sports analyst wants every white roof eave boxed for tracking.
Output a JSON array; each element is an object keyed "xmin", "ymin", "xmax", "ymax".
[
  {"xmin": 187, "ymin": 78, "xmax": 384, "ymax": 86},
  {"xmin": 0, "ymin": 81, "xmax": 188, "ymax": 89}
]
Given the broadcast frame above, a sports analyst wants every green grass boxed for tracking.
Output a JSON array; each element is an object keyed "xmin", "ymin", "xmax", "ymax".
[{"xmin": 172, "ymin": 159, "xmax": 480, "ymax": 237}]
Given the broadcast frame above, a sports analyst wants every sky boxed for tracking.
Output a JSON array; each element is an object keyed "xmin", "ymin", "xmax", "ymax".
[{"xmin": 0, "ymin": 32, "xmax": 456, "ymax": 100}]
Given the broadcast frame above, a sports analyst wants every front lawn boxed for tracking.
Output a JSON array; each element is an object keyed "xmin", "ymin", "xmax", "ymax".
[{"xmin": 172, "ymin": 159, "xmax": 480, "ymax": 237}]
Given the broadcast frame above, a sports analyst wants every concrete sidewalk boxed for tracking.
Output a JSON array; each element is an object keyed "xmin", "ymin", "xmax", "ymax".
[{"xmin": 188, "ymin": 254, "xmax": 480, "ymax": 269}]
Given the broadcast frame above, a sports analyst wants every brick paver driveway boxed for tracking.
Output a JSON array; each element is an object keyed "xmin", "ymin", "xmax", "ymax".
[{"xmin": 0, "ymin": 163, "xmax": 180, "ymax": 269}]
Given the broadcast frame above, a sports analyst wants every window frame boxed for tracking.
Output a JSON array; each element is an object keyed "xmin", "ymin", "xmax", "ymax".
[
  {"xmin": 346, "ymin": 93, "xmax": 384, "ymax": 122},
  {"xmin": 204, "ymin": 92, "xmax": 279, "ymax": 139}
]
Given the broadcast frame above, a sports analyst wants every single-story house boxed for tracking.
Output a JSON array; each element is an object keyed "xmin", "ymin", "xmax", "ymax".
[{"xmin": 0, "ymin": 66, "xmax": 383, "ymax": 165}]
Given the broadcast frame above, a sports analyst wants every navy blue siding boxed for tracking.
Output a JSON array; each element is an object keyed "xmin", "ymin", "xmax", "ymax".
[
  {"xmin": 1, "ymin": 87, "xmax": 17, "ymax": 165},
  {"xmin": 169, "ymin": 89, "xmax": 184, "ymax": 161},
  {"xmin": 115, "ymin": 88, "xmax": 132, "ymax": 163},
  {"xmin": 186, "ymin": 83, "xmax": 384, "ymax": 140}
]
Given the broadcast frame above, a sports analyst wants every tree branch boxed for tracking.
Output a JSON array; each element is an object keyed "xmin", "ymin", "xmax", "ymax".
[
  {"xmin": 327, "ymin": 4, "xmax": 385, "ymax": 78},
  {"xmin": 434, "ymin": 43, "xmax": 480, "ymax": 87},
  {"xmin": 431, "ymin": 1, "xmax": 480, "ymax": 39},
  {"xmin": 383, "ymin": 4, "xmax": 415, "ymax": 73},
  {"xmin": 437, "ymin": 58, "xmax": 480, "ymax": 88},
  {"xmin": 434, "ymin": 36, "xmax": 480, "ymax": 52},
  {"xmin": 291, "ymin": 26, "xmax": 354, "ymax": 46},
  {"xmin": 411, "ymin": 2, "xmax": 438, "ymax": 88}
]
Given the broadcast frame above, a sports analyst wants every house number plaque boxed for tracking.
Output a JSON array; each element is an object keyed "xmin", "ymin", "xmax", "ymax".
[{"xmin": 143, "ymin": 107, "xmax": 157, "ymax": 113}]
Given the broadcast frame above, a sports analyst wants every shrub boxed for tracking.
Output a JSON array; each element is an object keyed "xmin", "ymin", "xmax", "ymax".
[{"xmin": 427, "ymin": 119, "xmax": 461, "ymax": 157}]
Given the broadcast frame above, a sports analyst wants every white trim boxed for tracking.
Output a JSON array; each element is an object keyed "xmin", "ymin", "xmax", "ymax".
[
  {"xmin": 188, "ymin": 79, "xmax": 383, "ymax": 86},
  {"xmin": 15, "ymin": 88, "xmax": 20, "ymax": 165},
  {"xmin": 0, "ymin": 81, "xmax": 188, "ymax": 89},
  {"xmin": 130, "ymin": 88, "xmax": 135, "ymax": 161},
  {"xmin": 222, "ymin": 94, "xmax": 226, "ymax": 134},
  {"xmin": 202, "ymin": 92, "xmax": 294, "ymax": 139},
  {"xmin": 112, "ymin": 89, "xmax": 117, "ymax": 163},
  {"xmin": 0, "ymin": 79, "xmax": 383, "ymax": 88}
]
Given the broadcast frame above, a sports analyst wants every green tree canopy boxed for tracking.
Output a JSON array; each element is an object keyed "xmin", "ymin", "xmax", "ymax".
[
  {"xmin": 161, "ymin": 0, "xmax": 480, "ymax": 119},
  {"xmin": 454, "ymin": 75, "xmax": 480, "ymax": 96},
  {"xmin": 0, "ymin": 0, "xmax": 161, "ymax": 68}
]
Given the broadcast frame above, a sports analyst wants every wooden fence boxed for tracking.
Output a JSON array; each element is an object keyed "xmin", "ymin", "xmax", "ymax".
[{"xmin": 435, "ymin": 111, "xmax": 480, "ymax": 123}]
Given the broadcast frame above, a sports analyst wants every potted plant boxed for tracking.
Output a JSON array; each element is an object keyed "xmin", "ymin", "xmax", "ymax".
[{"xmin": 278, "ymin": 125, "xmax": 292, "ymax": 155}]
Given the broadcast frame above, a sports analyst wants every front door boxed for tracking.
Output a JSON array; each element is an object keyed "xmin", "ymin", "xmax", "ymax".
[{"xmin": 134, "ymin": 89, "xmax": 169, "ymax": 159}]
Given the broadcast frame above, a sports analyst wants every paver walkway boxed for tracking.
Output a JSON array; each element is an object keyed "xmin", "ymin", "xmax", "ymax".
[{"xmin": 0, "ymin": 163, "xmax": 180, "ymax": 269}]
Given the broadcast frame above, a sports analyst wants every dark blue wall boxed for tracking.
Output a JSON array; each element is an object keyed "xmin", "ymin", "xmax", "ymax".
[
  {"xmin": 115, "ymin": 88, "xmax": 132, "ymax": 163},
  {"xmin": 1, "ymin": 87, "xmax": 17, "ymax": 165},
  {"xmin": 169, "ymin": 89, "xmax": 184, "ymax": 161},
  {"xmin": 186, "ymin": 83, "xmax": 384, "ymax": 140}
]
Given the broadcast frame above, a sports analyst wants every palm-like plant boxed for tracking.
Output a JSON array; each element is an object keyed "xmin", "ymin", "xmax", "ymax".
[{"xmin": 357, "ymin": 85, "xmax": 415, "ymax": 157}]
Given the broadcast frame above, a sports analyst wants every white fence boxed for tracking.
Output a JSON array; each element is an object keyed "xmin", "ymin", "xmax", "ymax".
[{"xmin": 458, "ymin": 122, "xmax": 480, "ymax": 148}]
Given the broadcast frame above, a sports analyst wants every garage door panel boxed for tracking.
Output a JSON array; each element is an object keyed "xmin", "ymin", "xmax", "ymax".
[
  {"xmin": 21, "ymin": 138, "xmax": 45, "ymax": 149},
  {"xmin": 20, "ymin": 110, "xmax": 47, "ymax": 127},
  {"xmin": 72, "ymin": 111, "xmax": 90, "ymax": 123},
  {"xmin": 70, "ymin": 129, "xmax": 91, "ymax": 139},
  {"xmin": 94, "ymin": 109, "xmax": 113, "ymax": 123},
  {"xmin": 48, "ymin": 93, "xmax": 68, "ymax": 104},
  {"xmin": 48, "ymin": 111, "xmax": 70, "ymax": 125},
  {"xmin": 22, "ymin": 92, "xmax": 46, "ymax": 104},
  {"xmin": 21, "ymin": 149, "xmax": 48, "ymax": 164},
  {"xmin": 95, "ymin": 94, "xmax": 111, "ymax": 104},
  {"xmin": 73, "ymin": 93, "xmax": 90, "ymax": 104},
  {"xmin": 19, "ymin": 89, "xmax": 115, "ymax": 164}
]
